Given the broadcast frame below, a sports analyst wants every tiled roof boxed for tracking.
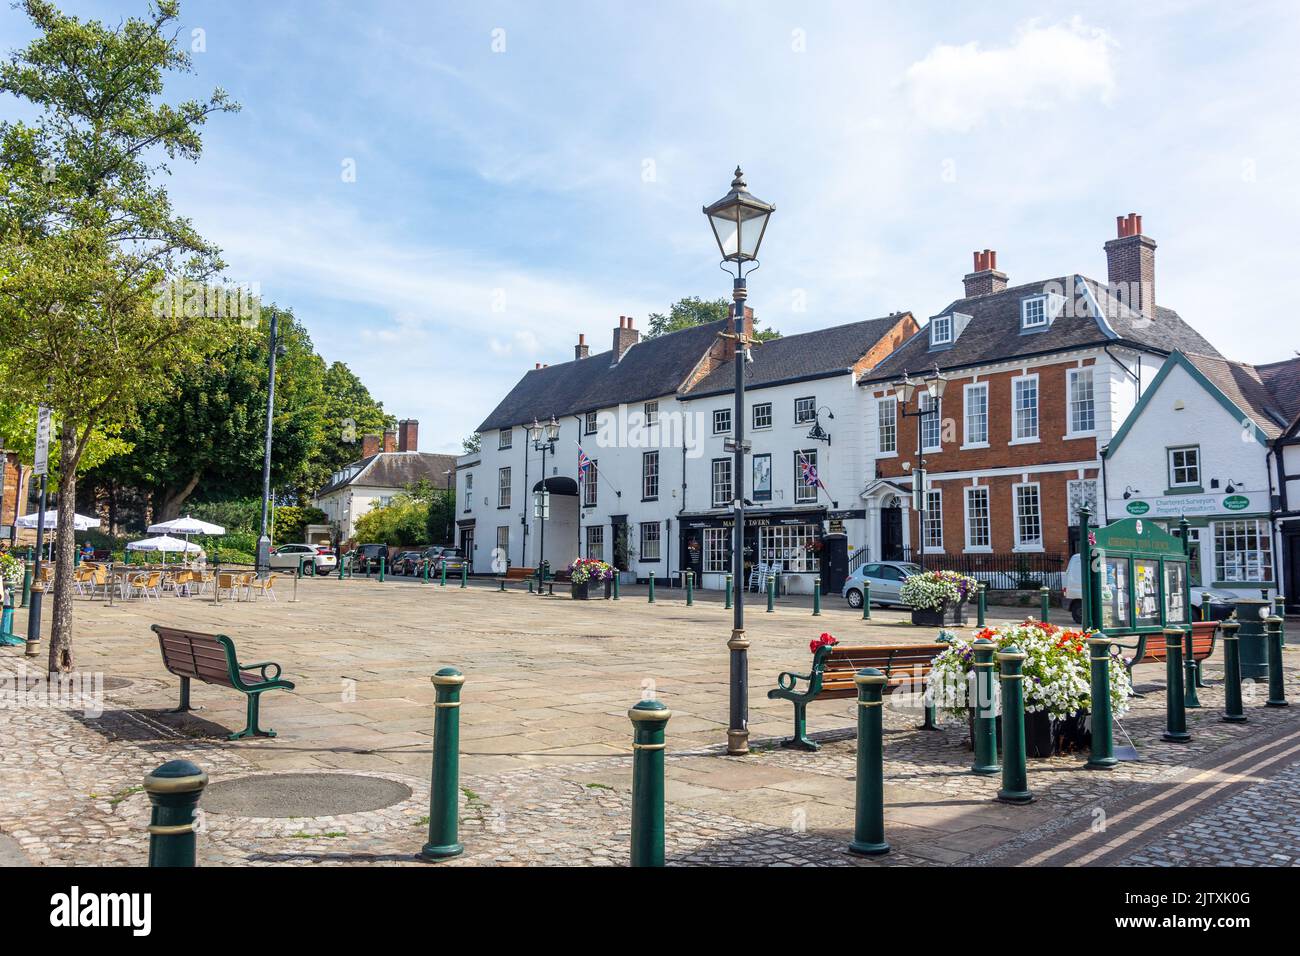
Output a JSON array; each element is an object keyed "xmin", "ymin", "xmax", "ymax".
[
  {"xmin": 861, "ymin": 275, "xmax": 1221, "ymax": 384},
  {"xmin": 1185, "ymin": 353, "xmax": 1298, "ymax": 440},
  {"xmin": 476, "ymin": 320, "xmax": 728, "ymax": 433},
  {"xmin": 315, "ymin": 452, "xmax": 459, "ymax": 497},
  {"xmin": 686, "ymin": 315, "xmax": 910, "ymax": 397}
]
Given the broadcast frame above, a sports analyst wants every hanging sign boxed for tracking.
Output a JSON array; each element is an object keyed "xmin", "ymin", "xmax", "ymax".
[{"xmin": 33, "ymin": 405, "xmax": 52, "ymax": 477}]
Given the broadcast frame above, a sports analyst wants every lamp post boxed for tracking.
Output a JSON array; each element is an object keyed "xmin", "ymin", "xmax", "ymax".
[
  {"xmin": 443, "ymin": 468, "xmax": 454, "ymax": 546},
  {"xmin": 891, "ymin": 367, "xmax": 947, "ymax": 572},
  {"xmin": 704, "ymin": 166, "xmax": 775, "ymax": 756},
  {"xmin": 528, "ymin": 416, "xmax": 560, "ymax": 594},
  {"xmin": 256, "ymin": 308, "xmax": 285, "ymax": 577}
]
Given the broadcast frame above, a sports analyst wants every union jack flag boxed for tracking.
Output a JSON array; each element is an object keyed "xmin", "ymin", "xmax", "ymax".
[
  {"xmin": 577, "ymin": 446, "xmax": 592, "ymax": 479},
  {"xmin": 798, "ymin": 453, "xmax": 826, "ymax": 491}
]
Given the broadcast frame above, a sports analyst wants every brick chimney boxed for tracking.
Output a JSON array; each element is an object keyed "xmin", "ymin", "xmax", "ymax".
[
  {"xmin": 398, "ymin": 419, "xmax": 419, "ymax": 453},
  {"xmin": 382, "ymin": 428, "xmax": 398, "ymax": 453},
  {"xmin": 963, "ymin": 249, "xmax": 1008, "ymax": 298},
  {"xmin": 612, "ymin": 315, "xmax": 640, "ymax": 363},
  {"xmin": 361, "ymin": 434, "xmax": 381, "ymax": 458},
  {"xmin": 574, "ymin": 333, "xmax": 590, "ymax": 361},
  {"xmin": 1104, "ymin": 213, "xmax": 1156, "ymax": 318}
]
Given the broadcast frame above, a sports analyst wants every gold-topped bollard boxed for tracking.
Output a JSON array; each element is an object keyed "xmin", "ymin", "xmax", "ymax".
[
  {"xmin": 144, "ymin": 759, "xmax": 208, "ymax": 867},
  {"xmin": 421, "ymin": 667, "xmax": 466, "ymax": 860}
]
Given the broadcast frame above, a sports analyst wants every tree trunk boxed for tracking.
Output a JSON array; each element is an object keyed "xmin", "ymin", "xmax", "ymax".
[
  {"xmin": 155, "ymin": 473, "xmax": 201, "ymax": 522},
  {"xmin": 48, "ymin": 423, "xmax": 78, "ymax": 674}
]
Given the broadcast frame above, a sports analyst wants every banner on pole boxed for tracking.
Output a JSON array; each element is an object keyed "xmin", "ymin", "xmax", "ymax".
[{"xmin": 33, "ymin": 405, "xmax": 52, "ymax": 477}]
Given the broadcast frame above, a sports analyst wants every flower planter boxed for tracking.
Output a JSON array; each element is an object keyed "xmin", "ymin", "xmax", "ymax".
[
  {"xmin": 570, "ymin": 581, "xmax": 591, "ymax": 601},
  {"xmin": 910, "ymin": 601, "xmax": 967, "ymax": 627},
  {"xmin": 967, "ymin": 708, "xmax": 1091, "ymax": 758}
]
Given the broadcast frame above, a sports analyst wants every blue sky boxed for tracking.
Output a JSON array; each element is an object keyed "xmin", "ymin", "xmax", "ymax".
[{"xmin": 4, "ymin": 1, "xmax": 1298, "ymax": 454}]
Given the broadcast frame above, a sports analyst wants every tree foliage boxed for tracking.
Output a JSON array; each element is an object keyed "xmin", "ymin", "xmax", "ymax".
[{"xmin": 644, "ymin": 296, "xmax": 780, "ymax": 341}]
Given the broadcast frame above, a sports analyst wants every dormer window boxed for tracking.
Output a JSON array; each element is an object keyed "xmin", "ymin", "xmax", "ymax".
[
  {"xmin": 930, "ymin": 315, "xmax": 953, "ymax": 347},
  {"xmin": 1022, "ymin": 296, "xmax": 1048, "ymax": 329}
]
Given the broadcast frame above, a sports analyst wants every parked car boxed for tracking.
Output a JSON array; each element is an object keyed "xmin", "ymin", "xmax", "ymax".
[
  {"xmin": 391, "ymin": 550, "xmax": 425, "ymax": 575},
  {"xmin": 433, "ymin": 547, "xmax": 466, "ymax": 574},
  {"xmin": 842, "ymin": 561, "xmax": 923, "ymax": 609},
  {"xmin": 353, "ymin": 543, "xmax": 389, "ymax": 573},
  {"xmin": 1063, "ymin": 554, "xmax": 1237, "ymax": 624},
  {"xmin": 268, "ymin": 542, "xmax": 336, "ymax": 574}
]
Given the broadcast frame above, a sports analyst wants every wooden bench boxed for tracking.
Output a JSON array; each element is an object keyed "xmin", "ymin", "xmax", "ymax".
[
  {"xmin": 1115, "ymin": 620, "xmax": 1219, "ymax": 688},
  {"xmin": 151, "ymin": 625, "xmax": 295, "ymax": 740},
  {"xmin": 767, "ymin": 642, "xmax": 949, "ymax": 751},
  {"xmin": 504, "ymin": 567, "xmax": 535, "ymax": 581}
]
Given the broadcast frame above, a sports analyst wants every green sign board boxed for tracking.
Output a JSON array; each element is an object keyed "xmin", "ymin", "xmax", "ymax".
[
  {"xmin": 1222, "ymin": 495, "xmax": 1249, "ymax": 511},
  {"xmin": 1125, "ymin": 500, "xmax": 1150, "ymax": 515},
  {"xmin": 1081, "ymin": 516, "xmax": 1192, "ymax": 636}
]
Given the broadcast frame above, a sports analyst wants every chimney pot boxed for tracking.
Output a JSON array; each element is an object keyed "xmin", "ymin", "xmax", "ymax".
[
  {"xmin": 963, "ymin": 249, "xmax": 1007, "ymax": 297},
  {"xmin": 1105, "ymin": 212, "xmax": 1156, "ymax": 317},
  {"xmin": 612, "ymin": 314, "xmax": 640, "ymax": 362}
]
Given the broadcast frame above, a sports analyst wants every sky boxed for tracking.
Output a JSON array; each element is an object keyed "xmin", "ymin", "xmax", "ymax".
[{"xmin": 3, "ymin": 1, "xmax": 1299, "ymax": 455}]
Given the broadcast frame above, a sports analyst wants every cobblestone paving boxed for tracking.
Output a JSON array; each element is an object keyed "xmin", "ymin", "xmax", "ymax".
[{"xmin": 1, "ymin": 581, "xmax": 1297, "ymax": 867}]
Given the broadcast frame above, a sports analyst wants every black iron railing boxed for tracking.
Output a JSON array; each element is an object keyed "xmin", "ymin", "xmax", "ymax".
[{"xmin": 897, "ymin": 549, "xmax": 1067, "ymax": 591}]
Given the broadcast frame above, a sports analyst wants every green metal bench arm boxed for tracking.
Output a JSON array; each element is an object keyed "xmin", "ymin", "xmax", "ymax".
[
  {"xmin": 214, "ymin": 636, "xmax": 296, "ymax": 693},
  {"xmin": 771, "ymin": 669, "xmax": 816, "ymax": 696},
  {"xmin": 239, "ymin": 660, "xmax": 282, "ymax": 682},
  {"xmin": 767, "ymin": 644, "xmax": 836, "ymax": 703}
]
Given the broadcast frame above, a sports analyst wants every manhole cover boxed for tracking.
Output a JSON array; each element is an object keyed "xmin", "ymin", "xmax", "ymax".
[
  {"xmin": 203, "ymin": 773, "xmax": 412, "ymax": 817},
  {"xmin": 101, "ymin": 677, "xmax": 133, "ymax": 691}
]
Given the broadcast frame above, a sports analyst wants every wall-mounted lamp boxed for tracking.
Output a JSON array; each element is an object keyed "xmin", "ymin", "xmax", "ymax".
[{"xmin": 1122, "ymin": 485, "xmax": 1140, "ymax": 500}]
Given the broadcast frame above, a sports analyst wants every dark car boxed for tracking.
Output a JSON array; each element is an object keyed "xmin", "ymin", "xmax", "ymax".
[
  {"xmin": 353, "ymin": 543, "xmax": 389, "ymax": 573},
  {"xmin": 392, "ymin": 551, "xmax": 424, "ymax": 575}
]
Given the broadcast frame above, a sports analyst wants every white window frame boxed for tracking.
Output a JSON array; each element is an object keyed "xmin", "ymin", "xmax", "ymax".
[
  {"xmin": 497, "ymin": 466, "xmax": 511, "ymax": 509},
  {"xmin": 711, "ymin": 458, "xmax": 732, "ymax": 508},
  {"xmin": 964, "ymin": 486, "xmax": 991, "ymax": 552},
  {"xmin": 640, "ymin": 521, "xmax": 661, "ymax": 561},
  {"xmin": 929, "ymin": 314, "xmax": 953, "ymax": 347},
  {"xmin": 1010, "ymin": 373, "xmax": 1040, "ymax": 444},
  {"xmin": 642, "ymin": 450, "xmax": 659, "ymax": 500},
  {"xmin": 498, "ymin": 428, "xmax": 512, "ymax": 450},
  {"xmin": 752, "ymin": 402, "xmax": 773, "ymax": 430},
  {"xmin": 1013, "ymin": 482, "xmax": 1043, "ymax": 552},
  {"xmin": 584, "ymin": 411, "xmax": 597, "ymax": 435},
  {"xmin": 920, "ymin": 392, "xmax": 941, "ymax": 453},
  {"xmin": 1213, "ymin": 519, "xmax": 1273, "ymax": 583},
  {"xmin": 583, "ymin": 459, "xmax": 598, "ymax": 508},
  {"xmin": 922, "ymin": 488, "xmax": 943, "ymax": 553},
  {"xmin": 794, "ymin": 396, "xmax": 816, "ymax": 424},
  {"xmin": 585, "ymin": 524, "xmax": 605, "ymax": 561},
  {"xmin": 1168, "ymin": 445, "xmax": 1201, "ymax": 489},
  {"xmin": 876, "ymin": 397, "xmax": 897, "ymax": 456},
  {"xmin": 713, "ymin": 408, "xmax": 731, "ymax": 434},
  {"xmin": 703, "ymin": 527, "xmax": 730, "ymax": 573},
  {"xmin": 758, "ymin": 524, "xmax": 820, "ymax": 573},
  {"xmin": 962, "ymin": 382, "xmax": 989, "ymax": 448},
  {"xmin": 1066, "ymin": 367, "xmax": 1097, "ymax": 437},
  {"xmin": 1021, "ymin": 296, "xmax": 1048, "ymax": 330},
  {"xmin": 644, "ymin": 401, "xmax": 659, "ymax": 426},
  {"xmin": 496, "ymin": 525, "xmax": 510, "ymax": 559},
  {"xmin": 794, "ymin": 449, "xmax": 818, "ymax": 504}
]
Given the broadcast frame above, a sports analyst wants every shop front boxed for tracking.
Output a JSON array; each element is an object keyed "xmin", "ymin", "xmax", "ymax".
[{"xmin": 677, "ymin": 507, "xmax": 861, "ymax": 595}]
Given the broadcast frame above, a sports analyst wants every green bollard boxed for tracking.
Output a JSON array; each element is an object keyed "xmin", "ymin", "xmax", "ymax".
[
  {"xmin": 296, "ymin": 555, "xmax": 303, "ymax": 580},
  {"xmin": 613, "ymin": 574, "xmax": 620, "ymax": 601},
  {"xmin": 365, "ymin": 555, "xmax": 371, "ymax": 578},
  {"xmin": 685, "ymin": 570, "xmax": 693, "ymax": 607},
  {"xmin": 379, "ymin": 556, "xmax": 386, "ymax": 582},
  {"xmin": 977, "ymin": 583, "xmax": 987, "ymax": 628},
  {"xmin": 1220, "ymin": 621, "xmax": 1247, "ymax": 723},
  {"xmin": 766, "ymin": 574, "xmax": 775, "ymax": 613},
  {"xmin": 1086, "ymin": 635, "xmax": 1118, "ymax": 769},
  {"xmin": 1275, "ymin": 595, "xmax": 1287, "ymax": 646},
  {"xmin": 971, "ymin": 639, "xmax": 1000, "ymax": 775},
  {"xmin": 1162, "ymin": 628, "xmax": 1191, "ymax": 742},
  {"xmin": 848, "ymin": 668, "xmax": 890, "ymax": 856},
  {"xmin": 724, "ymin": 574, "xmax": 732, "ymax": 610},
  {"xmin": 527, "ymin": 578, "xmax": 534, "ymax": 593},
  {"xmin": 338, "ymin": 556, "xmax": 345, "ymax": 580},
  {"xmin": 1201, "ymin": 592, "xmax": 1212, "ymax": 622},
  {"xmin": 421, "ymin": 667, "xmax": 465, "ymax": 860},
  {"xmin": 144, "ymin": 759, "xmax": 207, "ymax": 867},
  {"xmin": 21, "ymin": 561, "xmax": 32, "ymax": 609},
  {"xmin": 863, "ymin": 581, "xmax": 872, "ymax": 621},
  {"xmin": 1039, "ymin": 586, "xmax": 1050, "ymax": 623},
  {"xmin": 812, "ymin": 578, "xmax": 821, "ymax": 617},
  {"xmin": 423, "ymin": 559, "xmax": 430, "ymax": 584},
  {"xmin": 1266, "ymin": 617, "xmax": 1288, "ymax": 707},
  {"xmin": 498, "ymin": 575, "xmax": 506, "ymax": 592},
  {"xmin": 996, "ymin": 647, "xmax": 1034, "ymax": 804},
  {"xmin": 1183, "ymin": 626, "xmax": 1201, "ymax": 709},
  {"xmin": 460, "ymin": 562, "xmax": 467, "ymax": 588},
  {"xmin": 440, "ymin": 561, "xmax": 447, "ymax": 587},
  {"xmin": 628, "ymin": 698, "xmax": 671, "ymax": 867},
  {"xmin": 647, "ymin": 571, "xmax": 655, "ymax": 603}
]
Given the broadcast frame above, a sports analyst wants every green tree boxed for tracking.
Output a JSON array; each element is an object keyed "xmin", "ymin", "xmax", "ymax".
[
  {"xmin": 309, "ymin": 361, "xmax": 394, "ymax": 491},
  {"xmin": 0, "ymin": 0, "xmax": 240, "ymax": 672},
  {"xmin": 644, "ymin": 296, "xmax": 781, "ymax": 341},
  {"xmin": 461, "ymin": 433, "xmax": 481, "ymax": 453},
  {"xmin": 353, "ymin": 492, "xmax": 430, "ymax": 547}
]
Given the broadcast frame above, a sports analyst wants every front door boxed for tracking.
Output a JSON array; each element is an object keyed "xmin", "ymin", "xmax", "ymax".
[
  {"xmin": 881, "ymin": 506, "xmax": 903, "ymax": 562},
  {"xmin": 461, "ymin": 530, "xmax": 474, "ymax": 572},
  {"xmin": 1287, "ymin": 533, "xmax": 1300, "ymax": 615}
]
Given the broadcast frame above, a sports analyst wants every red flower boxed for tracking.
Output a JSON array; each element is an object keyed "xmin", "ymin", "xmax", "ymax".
[{"xmin": 809, "ymin": 632, "xmax": 839, "ymax": 653}]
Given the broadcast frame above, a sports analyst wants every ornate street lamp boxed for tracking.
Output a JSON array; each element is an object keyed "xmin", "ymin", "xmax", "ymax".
[
  {"xmin": 528, "ymin": 416, "xmax": 561, "ymax": 593},
  {"xmin": 704, "ymin": 166, "xmax": 774, "ymax": 756},
  {"xmin": 892, "ymin": 366, "xmax": 947, "ymax": 571}
]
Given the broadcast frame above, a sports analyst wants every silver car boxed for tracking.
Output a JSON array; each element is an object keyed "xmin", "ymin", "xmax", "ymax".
[
  {"xmin": 268, "ymin": 542, "xmax": 336, "ymax": 574},
  {"xmin": 842, "ymin": 561, "xmax": 923, "ymax": 609}
]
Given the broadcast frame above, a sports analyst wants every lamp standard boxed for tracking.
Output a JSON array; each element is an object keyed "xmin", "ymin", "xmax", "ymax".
[
  {"xmin": 891, "ymin": 366, "xmax": 948, "ymax": 572},
  {"xmin": 257, "ymin": 308, "xmax": 285, "ymax": 577},
  {"xmin": 443, "ymin": 468, "xmax": 454, "ymax": 545},
  {"xmin": 704, "ymin": 166, "xmax": 775, "ymax": 756},
  {"xmin": 528, "ymin": 416, "xmax": 560, "ymax": 594}
]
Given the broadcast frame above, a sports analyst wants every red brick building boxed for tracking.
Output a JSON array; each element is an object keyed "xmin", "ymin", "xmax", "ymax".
[
  {"xmin": 1, "ymin": 450, "xmax": 28, "ymax": 542},
  {"xmin": 857, "ymin": 215, "xmax": 1223, "ymax": 582}
]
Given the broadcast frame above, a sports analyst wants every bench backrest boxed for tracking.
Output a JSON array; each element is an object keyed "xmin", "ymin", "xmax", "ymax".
[
  {"xmin": 823, "ymin": 643, "xmax": 949, "ymax": 678},
  {"xmin": 152, "ymin": 625, "xmax": 237, "ymax": 688}
]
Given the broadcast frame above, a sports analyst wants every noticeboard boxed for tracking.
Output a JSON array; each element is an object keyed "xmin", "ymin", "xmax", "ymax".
[{"xmin": 1079, "ymin": 512, "xmax": 1192, "ymax": 635}]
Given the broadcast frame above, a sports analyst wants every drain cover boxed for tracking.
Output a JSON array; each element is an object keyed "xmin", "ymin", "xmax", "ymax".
[
  {"xmin": 101, "ymin": 677, "xmax": 133, "ymax": 691},
  {"xmin": 202, "ymin": 773, "xmax": 412, "ymax": 818}
]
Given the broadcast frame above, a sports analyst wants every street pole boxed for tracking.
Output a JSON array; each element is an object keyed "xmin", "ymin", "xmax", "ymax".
[
  {"xmin": 256, "ymin": 308, "xmax": 279, "ymax": 577},
  {"xmin": 727, "ymin": 276, "xmax": 749, "ymax": 756},
  {"xmin": 27, "ymin": 402, "xmax": 51, "ymax": 658},
  {"xmin": 537, "ymin": 441, "xmax": 548, "ymax": 593}
]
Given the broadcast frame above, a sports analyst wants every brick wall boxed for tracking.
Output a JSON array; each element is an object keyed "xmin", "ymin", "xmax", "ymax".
[{"xmin": 1, "ymin": 453, "xmax": 24, "ymax": 529}]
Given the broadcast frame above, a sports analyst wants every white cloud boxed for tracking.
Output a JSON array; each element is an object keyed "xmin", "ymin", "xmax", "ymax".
[{"xmin": 903, "ymin": 18, "xmax": 1117, "ymax": 131}]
